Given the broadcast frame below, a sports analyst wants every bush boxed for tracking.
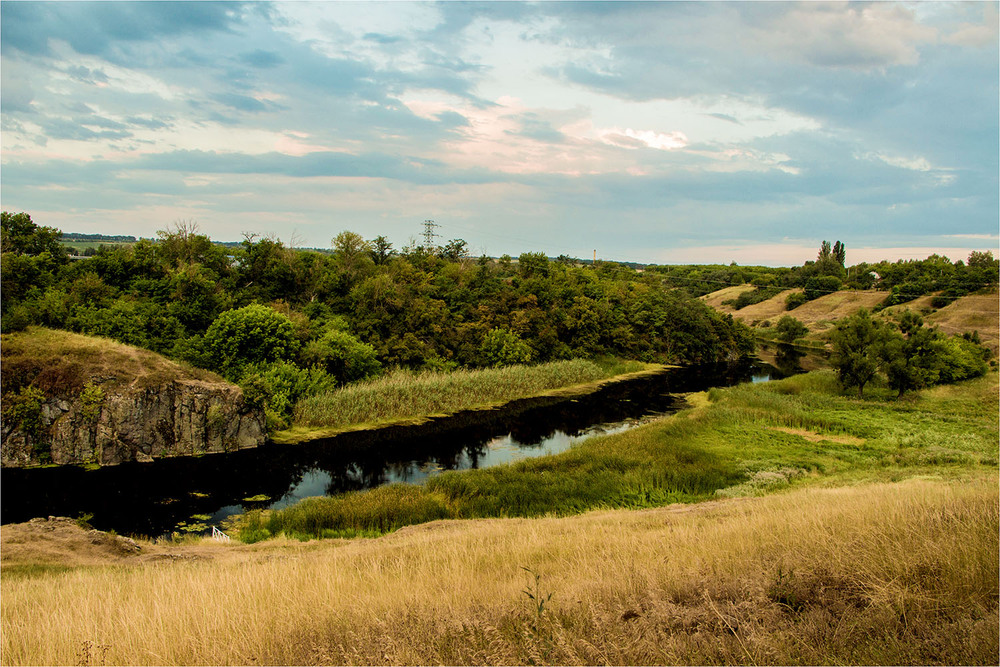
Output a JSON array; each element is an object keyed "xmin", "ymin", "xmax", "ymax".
[
  {"xmin": 881, "ymin": 282, "xmax": 926, "ymax": 308},
  {"xmin": 775, "ymin": 316, "xmax": 809, "ymax": 343},
  {"xmin": 238, "ymin": 360, "xmax": 337, "ymax": 431},
  {"xmin": 803, "ymin": 276, "xmax": 842, "ymax": 302},
  {"xmin": 203, "ymin": 304, "xmax": 300, "ymax": 380},
  {"xmin": 480, "ymin": 328, "xmax": 533, "ymax": 367},
  {"xmin": 2, "ymin": 385, "xmax": 46, "ymax": 435},
  {"xmin": 79, "ymin": 382, "xmax": 104, "ymax": 422},
  {"xmin": 301, "ymin": 329, "xmax": 381, "ymax": 384},
  {"xmin": 723, "ymin": 286, "xmax": 784, "ymax": 310},
  {"xmin": 934, "ymin": 337, "xmax": 989, "ymax": 384},
  {"xmin": 785, "ymin": 292, "xmax": 808, "ymax": 311}
]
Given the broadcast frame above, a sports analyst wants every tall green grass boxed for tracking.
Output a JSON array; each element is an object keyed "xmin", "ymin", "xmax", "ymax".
[
  {"xmin": 245, "ymin": 369, "xmax": 999, "ymax": 542},
  {"xmin": 292, "ymin": 358, "xmax": 648, "ymax": 429}
]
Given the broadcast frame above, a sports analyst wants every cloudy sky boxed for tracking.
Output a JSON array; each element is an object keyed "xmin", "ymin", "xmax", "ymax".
[{"xmin": 2, "ymin": 1, "xmax": 997, "ymax": 265}]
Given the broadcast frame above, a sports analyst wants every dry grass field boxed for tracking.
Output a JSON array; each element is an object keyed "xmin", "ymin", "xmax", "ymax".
[
  {"xmin": 925, "ymin": 292, "xmax": 1000, "ymax": 353},
  {"xmin": 698, "ymin": 284, "xmax": 756, "ymax": 311},
  {"xmin": 2, "ymin": 476, "xmax": 996, "ymax": 666},
  {"xmin": 720, "ymin": 288, "xmax": 799, "ymax": 322},
  {"xmin": 701, "ymin": 286, "xmax": 887, "ymax": 330},
  {"xmin": 702, "ymin": 287, "xmax": 998, "ymax": 350}
]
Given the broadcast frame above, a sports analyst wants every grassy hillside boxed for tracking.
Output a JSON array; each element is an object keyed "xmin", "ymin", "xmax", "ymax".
[
  {"xmin": 1, "ymin": 327, "xmax": 226, "ymax": 398},
  {"xmin": 701, "ymin": 286, "xmax": 999, "ymax": 353},
  {"xmin": 2, "ymin": 360, "xmax": 996, "ymax": 664},
  {"xmin": 1, "ymin": 476, "xmax": 995, "ymax": 665},
  {"xmin": 697, "ymin": 284, "xmax": 757, "ymax": 310},
  {"xmin": 925, "ymin": 292, "xmax": 1000, "ymax": 353}
]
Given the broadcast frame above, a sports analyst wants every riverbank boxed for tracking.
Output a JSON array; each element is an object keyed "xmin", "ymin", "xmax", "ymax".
[
  {"xmin": 245, "ymin": 368, "xmax": 998, "ymax": 541},
  {"xmin": 272, "ymin": 358, "xmax": 660, "ymax": 445}
]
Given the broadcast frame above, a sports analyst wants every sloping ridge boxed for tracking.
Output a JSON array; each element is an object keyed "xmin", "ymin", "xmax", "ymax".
[{"xmin": 701, "ymin": 286, "xmax": 999, "ymax": 351}]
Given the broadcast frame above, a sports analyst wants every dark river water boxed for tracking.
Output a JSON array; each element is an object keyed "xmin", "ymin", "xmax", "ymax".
[{"xmin": 0, "ymin": 348, "xmax": 814, "ymax": 537}]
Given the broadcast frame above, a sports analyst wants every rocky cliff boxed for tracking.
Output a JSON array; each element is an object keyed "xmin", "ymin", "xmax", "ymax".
[{"xmin": 1, "ymin": 328, "xmax": 267, "ymax": 467}]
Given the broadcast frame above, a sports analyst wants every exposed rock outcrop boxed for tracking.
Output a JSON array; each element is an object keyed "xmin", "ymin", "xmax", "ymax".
[{"xmin": 2, "ymin": 379, "xmax": 265, "ymax": 468}]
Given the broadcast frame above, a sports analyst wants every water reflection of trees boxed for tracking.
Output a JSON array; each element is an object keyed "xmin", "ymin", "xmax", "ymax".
[{"xmin": 774, "ymin": 344, "xmax": 806, "ymax": 375}]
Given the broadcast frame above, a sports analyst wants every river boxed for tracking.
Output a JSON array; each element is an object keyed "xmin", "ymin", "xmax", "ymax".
[{"xmin": 0, "ymin": 348, "xmax": 815, "ymax": 537}]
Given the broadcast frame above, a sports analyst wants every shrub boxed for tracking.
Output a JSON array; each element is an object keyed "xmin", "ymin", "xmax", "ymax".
[
  {"xmin": 785, "ymin": 292, "xmax": 808, "ymax": 311},
  {"xmin": 238, "ymin": 360, "xmax": 337, "ymax": 431},
  {"xmin": 803, "ymin": 275, "xmax": 842, "ymax": 302},
  {"xmin": 723, "ymin": 286, "xmax": 784, "ymax": 310},
  {"xmin": 301, "ymin": 330, "xmax": 381, "ymax": 384},
  {"xmin": 2, "ymin": 385, "xmax": 46, "ymax": 435},
  {"xmin": 203, "ymin": 304, "xmax": 300, "ymax": 380},
  {"xmin": 775, "ymin": 316, "xmax": 809, "ymax": 343},
  {"xmin": 480, "ymin": 328, "xmax": 533, "ymax": 367},
  {"xmin": 79, "ymin": 382, "xmax": 104, "ymax": 422}
]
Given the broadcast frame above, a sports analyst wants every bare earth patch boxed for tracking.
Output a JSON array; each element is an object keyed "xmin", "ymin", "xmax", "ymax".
[{"xmin": 769, "ymin": 426, "xmax": 864, "ymax": 445}]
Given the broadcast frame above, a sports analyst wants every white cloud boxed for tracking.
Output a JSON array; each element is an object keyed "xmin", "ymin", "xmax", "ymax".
[
  {"xmin": 944, "ymin": 3, "xmax": 999, "ymax": 48},
  {"xmin": 598, "ymin": 128, "xmax": 688, "ymax": 151},
  {"xmin": 749, "ymin": 2, "xmax": 937, "ymax": 69}
]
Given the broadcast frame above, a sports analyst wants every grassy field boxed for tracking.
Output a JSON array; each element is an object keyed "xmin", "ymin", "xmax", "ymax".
[
  {"xmin": 1, "ymin": 476, "xmax": 995, "ymax": 665},
  {"xmin": 2, "ymin": 371, "xmax": 996, "ymax": 665},
  {"xmin": 276, "ymin": 358, "xmax": 654, "ymax": 443}
]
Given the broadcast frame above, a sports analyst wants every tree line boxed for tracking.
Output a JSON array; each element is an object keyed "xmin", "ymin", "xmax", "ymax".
[{"xmin": 1, "ymin": 212, "xmax": 754, "ymax": 430}]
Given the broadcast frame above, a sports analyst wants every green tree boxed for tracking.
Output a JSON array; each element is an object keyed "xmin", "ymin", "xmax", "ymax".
[
  {"xmin": 203, "ymin": 304, "xmax": 300, "ymax": 379},
  {"xmin": 880, "ymin": 313, "xmax": 939, "ymax": 397},
  {"xmin": 830, "ymin": 309, "xmax": 886, "ymax": 398},
  {"xmin": 832, "ymin": 240, "xmax": 846, "ymax": 267},
  {"xmin": 817, "ymin": 240, "xmax": 832, "ymax": 263},
  {"xmin": 301, "ymin": 329, "xmax": 382, "ymax": 384},
  {"xmin": 369, "ymin": 235, "xmax": 395, "ymax": 265},
  {"xmin": 775, "ymin": 315, "xmax": 809, "ymax": 343},
  {"xmin": 804, "ymin": 275, "xmax": 842, "ymax": 301},
  {"xmin": 0, "ymin": 211, "xmax": 68, "ymax": 260},
  {"xmin": 785, "ymin": 292, "xmax": 808, "ymax": 311},
  {"xmin": 480, "ymin": 328, "xmax": 533, "ymax": 367}
]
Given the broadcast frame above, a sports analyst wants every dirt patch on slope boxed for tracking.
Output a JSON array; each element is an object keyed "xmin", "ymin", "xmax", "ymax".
[{"xmin": 770, "ymin": 426, "xmax": 864, "ymax": 445}]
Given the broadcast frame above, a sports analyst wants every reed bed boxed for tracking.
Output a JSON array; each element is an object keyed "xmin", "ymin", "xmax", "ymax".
[
  {"xmin": 293, "ymin": 358, "xmax": 646, "ymax": 429},
  {"xmin": 2, "ymin": 477, "xmax": 996, "ymax": 665}
]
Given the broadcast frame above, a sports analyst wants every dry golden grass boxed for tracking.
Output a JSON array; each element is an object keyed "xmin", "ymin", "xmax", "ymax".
[
  {"xmin": 698, "ymin": 284, "xmax": 756, "ymax": 311},
  {"xmin": 725, "ymin": 288, "xmax": 800, "ymax": 322},
  {"xmin": 700, "ymin": 287, "xmax": 886, "ymax": 330},
  {"xmin": 879, "ymin": 294, "xmax": 940, "ymax": 319},
  {"xmin": 0, "ymin": 327, "xmax": 225, "ymax": 397},
  {"xmin": 773, "ymin": 290, "xmax": 886, "ymax": 331},
  {"xmin": 3, "ymin": 476, "xmax": 996, "ymax": 666},
  {"xmin": 926, "ymin": 292, "xmax": 1000, "ymax": 353}
]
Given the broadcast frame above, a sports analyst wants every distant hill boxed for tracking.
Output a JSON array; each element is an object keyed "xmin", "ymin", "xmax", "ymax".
[
  {"xmin": 61, "ymin": 232, "xmax": 138, "ymax": 243},
  {"xmin": 701, "ymin": 285, "xmax": 999, "ymax": 354}
]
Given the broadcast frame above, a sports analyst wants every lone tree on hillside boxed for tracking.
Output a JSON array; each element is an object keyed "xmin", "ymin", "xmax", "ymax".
[
  {"xmin": 830, "ymin": 309, "xmax": 885, "ymax": 398},
  {"xmin": 775, "ymin": 315, "xmax": 809, "ymax": 343}
]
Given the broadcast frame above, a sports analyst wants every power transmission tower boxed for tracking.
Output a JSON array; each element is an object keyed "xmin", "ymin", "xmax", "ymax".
[{"xmin": 422, "ymin": 219, "xmax": 440, "ymax": 247}]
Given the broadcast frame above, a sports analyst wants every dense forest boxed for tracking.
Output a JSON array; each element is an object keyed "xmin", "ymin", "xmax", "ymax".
[{"xmin": 1, "ymin": 212, "xmax": 755, "ymax": 429}]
